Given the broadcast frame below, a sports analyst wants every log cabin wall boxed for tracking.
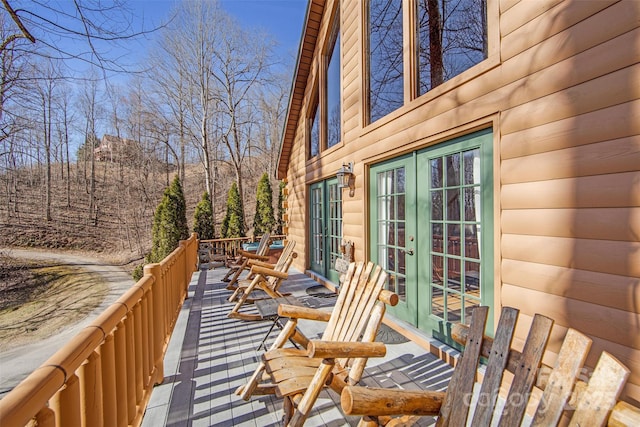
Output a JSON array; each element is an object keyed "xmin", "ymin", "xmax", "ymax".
[{"xmin": 278, "ymin": 0, "xmax": 640, "ymax": 401}]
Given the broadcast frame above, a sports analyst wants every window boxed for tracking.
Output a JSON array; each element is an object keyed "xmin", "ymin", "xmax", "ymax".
[
  {"xmin": 366, "ymin": 0, "xmax": 488, "ymax": 123},
  {"xmin": 417, "ymin": 0, "xmax": 488, "ymax": 96},
  {"xmin": 308, "ymin": 9, "xmax": 341, "ymax": 158},
  {"xmin": 368, "ymin": 0, "xmax": 404, "ymax": 124},
  {"xmin": 327, "ymin": 18, "xmax": 341, "ymax": 149},
  {"xmin": 309, "ymin": 93, "xmax": 320, "ymax": 158}
]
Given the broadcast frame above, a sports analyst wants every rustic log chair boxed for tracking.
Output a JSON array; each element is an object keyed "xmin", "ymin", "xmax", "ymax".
[
  {"xmin": 227, "ymin": 240, "xmax": 297, "ymax": 320},
  {"xmin": 223, "ymin": 232, "xmax": 271, "ymax": 290},
  {"xmin": 235, "ymin": 261, "xmax": 399, "ymax": 427},
  {"xmin": 341, "ymin": 305, "xmax": 640, "ymax": 427}
]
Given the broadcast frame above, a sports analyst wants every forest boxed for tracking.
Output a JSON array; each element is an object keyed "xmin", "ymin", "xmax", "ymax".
[{"xmin": 0, "ymin": 1, "xmax": 292, "ymax": 262}]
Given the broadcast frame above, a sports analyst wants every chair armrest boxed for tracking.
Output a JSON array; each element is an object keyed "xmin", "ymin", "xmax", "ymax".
[
  {"xmin": 248, "ymin": 260, "xmax": 276, "ymax": 269},
  {"xmin": 251, "ymin": 265, "xmax": 288, "ymax": 279},
  {"xmin": 240, "ymin": 251, "xmax": 270, "ymax": 261},
  {"xmin": 341, "ymin": 386, "xmax": 444, "ymax": 416},
  {"xmin": 306, "ymin": 341, "xmax": 387, "ymax": 359},
  {"xmin": 278, "ymin": 304, "xmax": 332, "ymax": 322}
]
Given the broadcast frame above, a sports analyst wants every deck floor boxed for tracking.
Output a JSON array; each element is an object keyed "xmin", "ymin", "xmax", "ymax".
[{"xmin": 142, "ymin": 266, "xmax": 454, "ymax": 426}]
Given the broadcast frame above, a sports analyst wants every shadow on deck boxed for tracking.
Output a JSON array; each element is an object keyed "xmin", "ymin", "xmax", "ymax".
[{"xmin": 142, "ymin": 267, "xmax": 454, "ymax": 427}]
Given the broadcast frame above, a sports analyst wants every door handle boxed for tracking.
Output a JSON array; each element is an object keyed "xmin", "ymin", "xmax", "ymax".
[{"xmin": 406, "ymin": 248, "xmax": 414, "ymax": 256}]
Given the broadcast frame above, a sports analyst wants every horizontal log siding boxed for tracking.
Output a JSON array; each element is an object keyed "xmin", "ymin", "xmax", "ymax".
[
  {"xmin": 500, "ymin": 0, "xmax": 565, "ymax": 37},
  {"xmin": 281, "ymin": 0, "xmax": 640, "ymax": 400}
]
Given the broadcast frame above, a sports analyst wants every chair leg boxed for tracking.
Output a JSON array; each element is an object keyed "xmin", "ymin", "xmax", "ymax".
[
  {"xmin": 222, "ymin": 264, "xmax": 238, "ymax": 281},
  {"xmin": 237, "ymin": 319, "xmax": 299, "ymax": 400},
  {"xmin": 226, "ymin": 259, "xmax": 249, "ymax": 290},
  {"xmin": 283, "ymin": 396, "xmax": 295, "ymax": 426},
  {"xmin": 288, "ymin": 359, "xmax": 335, "ymax": 427}
]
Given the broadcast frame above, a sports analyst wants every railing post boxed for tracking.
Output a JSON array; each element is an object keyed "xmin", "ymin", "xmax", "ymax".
[
  {"xmin": 99, "ymin": 334, "xmax": 117, "ymax": 427},
  {"xmin": 50, "ymin": 374, "xmax": 81, "ymax": 427},
  {"xmin": 79, "ymin": 351, "xmax": 103, "ymax": 427},
  {"xmin": 34, "ymin": 406, "xmax": 55, "ymax": 427},
  {"xmin": 124, "ymin": 314, "xmax": 136, "ymax": 425},
  {"xmin": 133, "ymin": 302, "xmax": 144, "ymax": 405},
  {"xmin": 144, "ymin": 263, "xmax": 165, "ymax": 384},
  {"xmin": 141, "ymin": 291, "xmax": 151, "ymax": 390},
  {"xmin": 113, "ymin": 321, "xmax": 128, "ymax": 427}
]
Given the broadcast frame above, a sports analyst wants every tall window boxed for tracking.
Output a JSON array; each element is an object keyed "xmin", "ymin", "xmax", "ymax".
[
  {"xmin": 309, "ymin": 93, "xmax": 320, "ymax": 157},
  {"xmin": 368, "ymin": 0, "xmax": 404, "ymax": 124},
  {"xmin": 327, "ymin": 17, "xmax": 341, "ymax": 148},
  {"xmin": 308, "ymin": 10, "xmax": 341, "ymax": 158},
  {"xmin": 417, "ymin": 0, "xmax": 487, "ymax": 95}
]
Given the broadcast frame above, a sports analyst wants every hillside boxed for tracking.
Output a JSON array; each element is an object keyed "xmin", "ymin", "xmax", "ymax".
[{"xmin": 0, "ymin": 161, "xmax": 212, "ymax": 266}]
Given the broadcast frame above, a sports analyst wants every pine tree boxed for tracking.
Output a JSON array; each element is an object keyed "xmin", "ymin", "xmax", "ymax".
[
  {"xmin": 169, "ymin": 176, "xmax": 189, "ymax": 240},
  {"xmin": 253, "ymin": 173, "xmax": 275, "ymax": 238},
  {"xmin": 221, "ymin": 182, "xmax": 245, "ymax": 238},
  {"xmin": 193, "ymin": 192, "xmax": 215, "ymax": 240},
  {"xmin": 133, "ymin": 176, "xmax": 189, "ymax": 280},
  {"xmin": 276, "ymin": 180, "xmax": 285, "ymax": 234}
]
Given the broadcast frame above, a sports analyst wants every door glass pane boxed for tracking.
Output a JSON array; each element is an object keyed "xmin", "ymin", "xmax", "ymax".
[
  {"xmin": 432, "ymin": 287, "xmax": 444, "ymax": 318},
  {"xmin": 431, "ymin": 190, "xmax": 443, "ymax": 220},
  {"xmin": 445, "ymin": 153, "xmax": 460, "ymax": 186},
  {"xmin": 464, "ymin": 187, "xmax": 480, "ymax": 221},
  {"xmin": 431, "ymin": 158, "xmax": 443, "ymax": 188},
  {"xmin": 446, "ymin": 189, "xmax": 460, "ymax": 221},
  {"xmin": 464, "ymin": 149, "xmax": 480, "ymax": 185}
]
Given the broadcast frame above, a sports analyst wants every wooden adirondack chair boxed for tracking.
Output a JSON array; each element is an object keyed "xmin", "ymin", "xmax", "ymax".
[
  {"xmin": 227, "ymin": 240, "xmax": 297, "ymax": 320},
  {"xmin": 342, "ymin": 306, "xmax": 640, "ymax": 427},
  {"xmin": 223, "ymin": 232, "xmax": 271, "ymax": 290},
  {"xmin": 235, "ymin": 261, "xmax": 399, "ymax": 427}
]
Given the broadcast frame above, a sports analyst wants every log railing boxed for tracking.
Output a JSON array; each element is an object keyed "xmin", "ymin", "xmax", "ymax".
[
  {"xmin": 0, "ymin": 233, "xmax": 199, "ymax": 427},
  {"xmin": 198, "ymin": 235, "xmax": 286, "ymax": 265}
]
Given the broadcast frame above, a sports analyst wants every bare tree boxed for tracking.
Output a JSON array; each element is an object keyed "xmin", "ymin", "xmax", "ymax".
[
  {"xmin": 31, "ymin": 59, "xmax": 64, "ymax": 221},
  {"xmin": 211, "ymin": 14, "xmax": 275, "ymax": 229}
]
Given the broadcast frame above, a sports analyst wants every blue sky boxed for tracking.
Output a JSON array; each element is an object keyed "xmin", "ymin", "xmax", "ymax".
[{"xmin": 130, "ymin": 0, "xmax": 308, "ymax": 63}]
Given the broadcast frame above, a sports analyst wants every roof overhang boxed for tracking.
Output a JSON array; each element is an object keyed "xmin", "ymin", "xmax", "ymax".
[{"xmin": 276, "ymin": 0, "xmax": 326, "ymax": 180}]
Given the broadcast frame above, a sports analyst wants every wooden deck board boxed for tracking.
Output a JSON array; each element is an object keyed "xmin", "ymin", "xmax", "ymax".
[{"xmin": 142, "ymin": 267, "xmax": 453, "ymax": 427}]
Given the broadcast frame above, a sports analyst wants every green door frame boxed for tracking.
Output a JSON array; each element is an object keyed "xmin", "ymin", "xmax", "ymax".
[
  {"xmin": 369, "ymin": 129, "xmax": 494, "ymax": 340},
  {"xmin": 369, "ymin": 154, "xmax": 418, "ymax": 324},
  {"xmin": 309, "ymin": 179, "xmax": 342, "ymax": 283}
]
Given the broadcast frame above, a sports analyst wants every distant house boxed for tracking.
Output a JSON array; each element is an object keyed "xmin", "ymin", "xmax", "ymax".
[
  {"xmin": 94, "ymin": 135, "xmax": 140, "ymax": 162},
  {"xmin": 279, "ymin": 0, "xmax": 640, "ymax": 401}
]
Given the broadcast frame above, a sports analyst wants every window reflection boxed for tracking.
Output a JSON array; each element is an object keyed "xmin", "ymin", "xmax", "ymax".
[
  {"xmin": 310, "ymin": 101, "xmax": 319, "ymax": 157},
  {"xmin": 417, "ymin": 0, "xmax": 488, "ymax": 96},
  {"xmin": 327, "ymin": 25, "xmax": 341, "ymax": 148},
  {"xmin": 369, "ymin": 0, "xmax": 404, "ymax": 123}
]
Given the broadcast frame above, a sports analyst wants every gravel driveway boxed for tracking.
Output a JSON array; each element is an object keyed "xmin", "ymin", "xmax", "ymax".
[{"xmin": 0, "ymin": 248, "xmax": 134, "ymax": 396}]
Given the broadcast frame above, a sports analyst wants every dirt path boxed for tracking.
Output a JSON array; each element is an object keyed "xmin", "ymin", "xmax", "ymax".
[{"xmin": 0, "ymin": 248, "xmax": 134, "ymax": 396}]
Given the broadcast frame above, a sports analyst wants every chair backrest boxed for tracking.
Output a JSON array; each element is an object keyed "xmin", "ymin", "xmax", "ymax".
[
  {"xmin": 322, "ymin": 261, "xmax": 392, "ymax": 383},
  {"xmin": 444, "ymin": 306, "xmax": 631, "ymax": 427},
  {"xmin": 255, "ymin": 232, "xmax": 271, "ymax": 256},
  {"xmin": 265, "ymin": 240, "xmax": 296, "ymax": 288}
]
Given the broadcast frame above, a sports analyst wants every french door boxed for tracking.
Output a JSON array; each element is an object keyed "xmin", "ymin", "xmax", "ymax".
[
  {"xmin": 309, "ymin": 179, "xmax": 342, "ymax": 283},
  {"xmin": 370, "ymin": 129, "xmax": 494, "ymax": 337}
]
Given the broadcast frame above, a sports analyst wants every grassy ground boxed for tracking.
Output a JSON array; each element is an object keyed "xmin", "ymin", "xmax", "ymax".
[{"xmin": 0, "ymin": 256, "xmax": 108, "ymax": 351}]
